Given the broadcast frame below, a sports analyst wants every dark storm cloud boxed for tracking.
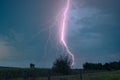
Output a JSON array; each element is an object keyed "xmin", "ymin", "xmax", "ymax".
[
  {"xmin": 80, "ymin": 0, "xmax": 120, "ymax": 11},
  {"xmin": 68, "ymin": 0, "xmax": 120, "ymax": 67}
]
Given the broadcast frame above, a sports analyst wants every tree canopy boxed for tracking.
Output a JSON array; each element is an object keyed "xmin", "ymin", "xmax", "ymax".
[
  {"xmin": 52, "ymin": 55, "xmax": 71, "ymax": 75},
  {"xmin": 83, "ymin": 61, "xmax": 120, "ymax": 71}
]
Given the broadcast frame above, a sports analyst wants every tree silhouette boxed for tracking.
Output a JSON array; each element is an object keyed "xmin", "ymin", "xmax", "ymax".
[
  {"xmin": 83, "ymin": 60, "xmax": 120, "ymax": 71},
  {"xmin": 52, "ymin": 55, "xmax": 71, "ymax": 75},
  {"xmin": 30, "ymin": 63, "xmax": 35, "ymax": 68}
]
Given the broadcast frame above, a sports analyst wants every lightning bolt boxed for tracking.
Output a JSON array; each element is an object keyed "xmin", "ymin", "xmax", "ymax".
[{"xmin": 61, "ymin": 0, "xmax": 74, "ymax": 66}]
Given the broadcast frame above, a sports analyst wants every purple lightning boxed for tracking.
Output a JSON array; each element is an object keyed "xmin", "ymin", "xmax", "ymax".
[{"xmin": 61, "ymin": 0, "xmax": 75, "ymax": 66}]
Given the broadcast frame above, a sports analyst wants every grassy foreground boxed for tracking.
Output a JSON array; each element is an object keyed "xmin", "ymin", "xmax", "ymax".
[
  {"xmin": 83, "ymin": 70, "xmax": 120, "ymax": 80},
  {"xmin": 14, "ymin": 70, "xmax": 120, "ymax": 80}
]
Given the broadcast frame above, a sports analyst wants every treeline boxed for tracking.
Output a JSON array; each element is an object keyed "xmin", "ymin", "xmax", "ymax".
[{"xmin": 83, "ymin": 61, "xmax": 120, "ymax": 71}]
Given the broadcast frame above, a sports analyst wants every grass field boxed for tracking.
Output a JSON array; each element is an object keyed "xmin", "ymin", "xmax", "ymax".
[
  {"xmin": 83, "ymin": 70, "xmax": 120, "ymax": 80},
  {"xmin": 0, "ymin": 68, "xmax": 120, "ymax": 80},
  {"xmin": 12, "ymin": 70, "xmax": 120, "ymax": 80}
]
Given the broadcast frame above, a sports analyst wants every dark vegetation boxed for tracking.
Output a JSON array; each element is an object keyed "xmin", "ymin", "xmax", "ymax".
[
  {"xmin": 83, "ymin": 61, "xmax": 120, "ymax": 71},
  {"xmin": 52, "ymin": 55, "xmax": 71, "ymax": 75},
  {"xmin": 0, "ymin": 55, "xmax": 79, "ymax": 79},
  {"xmin": 0, "ymin": 56, "xmax": 119, "ymax": 80},
  {"xmin": 0, "ymin": 68, "xmax": 80, "ymax": 80},
  {"xmin": 0, "ymin": 68, "xmax": 50, "ymax": 79}
]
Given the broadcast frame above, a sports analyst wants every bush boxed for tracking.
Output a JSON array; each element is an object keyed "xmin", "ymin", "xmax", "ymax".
[{"xmin": 52, "ymin": 55, "xmax": 71, "ymax": 75}]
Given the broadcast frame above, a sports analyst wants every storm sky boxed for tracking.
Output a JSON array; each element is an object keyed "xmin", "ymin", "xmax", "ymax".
[{"xmin": 0, "ymin": 0, "xmax": 120, "ymax": 68}]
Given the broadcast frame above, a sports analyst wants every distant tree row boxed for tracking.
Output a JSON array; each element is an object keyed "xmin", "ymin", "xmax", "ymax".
[{"xmin": 83, "ymin": 61, "xmax": 120, "ymax": 71}]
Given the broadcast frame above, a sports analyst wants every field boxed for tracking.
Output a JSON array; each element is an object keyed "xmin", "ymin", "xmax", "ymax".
[
  {"xmin": 0, "ymin": 68, "xmax": 120, "ymax": 80},
  {"xmin": 83, "ymin": 70, "xmax": 120, "ymax": 80},
  {"xmin": 18, "ymin": 70, "xmax": 120, "ymax": 80}
]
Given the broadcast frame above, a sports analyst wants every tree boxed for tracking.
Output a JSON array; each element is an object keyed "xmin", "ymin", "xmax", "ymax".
[
  {"xmin": 83, "ymin": 61, "xmax": 120, "ymax": 71},
  {"xmin": 30, "ymin": 63, "xmax": 35, "ymax": 68},
  {"xmin": 52, "ymin": 55, "xmax": 71, "ymax": 75}
]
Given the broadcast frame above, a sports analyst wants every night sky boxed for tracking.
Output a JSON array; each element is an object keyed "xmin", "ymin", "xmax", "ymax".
[{"xmin": 0, "ymin": 0, "xmax": 120, "ymax": 68}]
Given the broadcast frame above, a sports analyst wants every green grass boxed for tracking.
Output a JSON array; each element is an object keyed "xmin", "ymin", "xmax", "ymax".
[
  {"xmin": 0, "ymin": 69, "xmax": 120, "ymax": 80},
  {"xmin": 83, "ymin": 71, "xmax": 120, "ymax": 80},
  {"xmin": 45, "ymin": 71, "xmax": 120, "ymax": 80},
  {"xmin": 14, "ymin": 70, "xmax": 120, "ymax": 80}
]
